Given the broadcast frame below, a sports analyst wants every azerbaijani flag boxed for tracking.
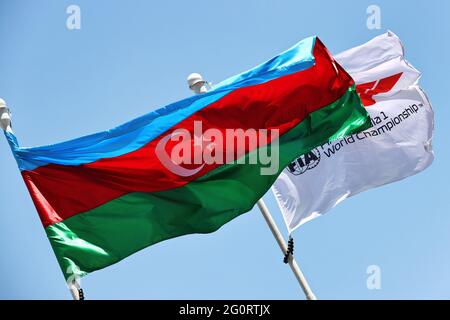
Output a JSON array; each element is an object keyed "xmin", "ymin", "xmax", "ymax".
[{"xmin": 5, "ymin": 37, "xmax": 371, "ymax": 280}]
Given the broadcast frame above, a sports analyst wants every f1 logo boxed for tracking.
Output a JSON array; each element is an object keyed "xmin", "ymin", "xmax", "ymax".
[{"xmin": 356, "ymin": 72, "xmax": 403, "ymax": 106}]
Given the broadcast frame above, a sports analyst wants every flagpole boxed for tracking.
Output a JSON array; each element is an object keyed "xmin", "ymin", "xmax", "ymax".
[
  {"xmin": 0, "ymin": 98, "xmax": 85, "ymax": 300},
  {"xmin": 0, "ymin": 98, "xmax": 13, "ymax": 134},
  {"xmin": 186, "ymin": 75, "xmax": 317, "ymax": 300},
  {"xmin": 257, "ymin": 199, "xmax": 317, "ymax": 300},
  {"xmin": 68, "ymin": 279, "xmax": 84, "ymax": 300}
]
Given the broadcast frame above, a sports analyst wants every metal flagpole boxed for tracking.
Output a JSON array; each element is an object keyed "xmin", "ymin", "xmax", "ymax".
[
  {"xmin": 186, "ymin": 74, "xmax": 317, "ymax": 300},
  {"xmin": 0, "ymin": 98, "xmax": 85, "ymax": 301},
  {"xmin": 0, "ymin": 98, "xmax": 13, "ymax": 134},
  {"xmin": 257, "ymin": 199, "xmax": 316, "ymax": 300},
  {"xmin": 68, "ymin": 279, "xmax": 84, "ymax": 300}
]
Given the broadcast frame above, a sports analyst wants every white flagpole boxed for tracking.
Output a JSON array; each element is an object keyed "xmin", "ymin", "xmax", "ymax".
[
  {"xmin": 187, "ymin": 74, "xmax": 317, "ymax": 300},
  {"xmin": 68, "ymin": 279, "xmax": 84, "ymax": 300},
  {"xmin": 0, "ymin": 98, "xmax": 84, "ymax": 300},
  {"xmin": 257, "ymin": 199, "xmax": 317, "ymax": 300},
  {"xmin": 0, "ymin": 98, "xmax": 13, "ymax": 134}
]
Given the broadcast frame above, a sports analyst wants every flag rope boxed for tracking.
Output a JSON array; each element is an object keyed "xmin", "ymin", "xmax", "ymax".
[{"xmin": 283, "ymin": 236, "xmax": 294, "ymax": 264}]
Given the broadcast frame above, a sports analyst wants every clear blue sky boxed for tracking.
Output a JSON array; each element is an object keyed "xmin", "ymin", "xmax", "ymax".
[{"xmin": 0, "ymin": 0, "xmax": 449, "ymax": 299}]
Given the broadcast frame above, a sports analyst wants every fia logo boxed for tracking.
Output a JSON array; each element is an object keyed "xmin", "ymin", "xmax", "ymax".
[{"xmin": 287, "ymin": 148, "xmax": 320, "ymax": 176}]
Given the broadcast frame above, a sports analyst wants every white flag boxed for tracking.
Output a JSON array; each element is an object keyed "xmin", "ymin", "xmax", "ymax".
[{"xmin": 272, "ymin": 31, "xmax": 434, "ymax": 233}]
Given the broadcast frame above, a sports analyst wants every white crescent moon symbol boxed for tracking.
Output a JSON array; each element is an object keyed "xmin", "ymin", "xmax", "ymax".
[{"xmin": 155, "ymin": 131, "xmax": 205, "ymax": 177}]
